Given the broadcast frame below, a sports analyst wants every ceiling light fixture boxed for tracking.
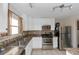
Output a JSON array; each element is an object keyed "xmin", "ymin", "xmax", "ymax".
[
  {"xmin": 52, "ymin": 4, "xmax": 72, "ymax": 11},
  {"xmin": 29, "ymin": 3, "xmax": 33, "ymax": 8}
]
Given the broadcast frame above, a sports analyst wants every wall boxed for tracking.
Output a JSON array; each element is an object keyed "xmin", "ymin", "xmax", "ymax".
[
  {"xmin": 22, "ymin": 15, "xmax": 30, "ymax": 31},
  {"xmin": 0, "ymin": 3, "xmax": 8, "ymax": 32},
  {"xmin": 0, "ymin": 4, "xmax": 3, "ymax": 31},
  {"xmin": 73, "ymin": 16, "xmax": 79, "ymax": 47},
  {"xmin": 22, "ymin": 16, "xmax": 55, "ymax": 31}
]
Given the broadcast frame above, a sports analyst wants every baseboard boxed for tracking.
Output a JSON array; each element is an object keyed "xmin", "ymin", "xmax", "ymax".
[
  {"xmin": 32, "ymin": 48, "xmax": 42, "ymax": 50},
  {"xmin": 32, "ymin": 48, "xmax": 58, "ymax": 50},
  {"xmin": 32, "ymin": 48, "xmax": 65, "ymax": 50}
]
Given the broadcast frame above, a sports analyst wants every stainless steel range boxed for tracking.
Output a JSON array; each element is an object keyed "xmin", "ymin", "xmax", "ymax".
[{"xmin": 42, "ymin": 25, "xmax": 53, "ymax": 49}]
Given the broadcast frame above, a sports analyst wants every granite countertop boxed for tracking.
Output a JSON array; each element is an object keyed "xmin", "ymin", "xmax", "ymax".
[
  {"xmin": 1, "ymin": 34, "xmax": 79, "ymax": 55},
  {"xmin": 0, "ymin": 47, "xmax": 12, "ymax": 55},
  {"xmin": 0, "ymin": 34, "xmax": 32, "ymax": 55},
  {"xmin": 0, "ymin": 31, "xmax": 53, "ymax": 55},
  {"xmin": 4, "ymin": 47, "xmax": 24, "ymax": 55},
  {"xmin": 65, "ymin": 48, "xmax": 79, "ymax": 55},
  {"xmin": 0, "ymin": 34, "xmax": 22, "ymax": 42}
]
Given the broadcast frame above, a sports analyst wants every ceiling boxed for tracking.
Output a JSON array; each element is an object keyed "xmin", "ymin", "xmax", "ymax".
[{"xmin": 10, "ymin": 3, "xmax": 79, "ymax": 20}]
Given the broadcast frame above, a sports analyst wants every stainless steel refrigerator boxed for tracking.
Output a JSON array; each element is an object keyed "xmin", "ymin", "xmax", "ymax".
[{"xmin": 63, "ymin": 26, "xmax": 72, "ymax": 48}]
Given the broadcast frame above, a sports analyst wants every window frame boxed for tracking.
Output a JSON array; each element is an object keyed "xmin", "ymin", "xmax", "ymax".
[{"xmin": 8, "ymin": 9, "xmax": 23, "ymax": 35}]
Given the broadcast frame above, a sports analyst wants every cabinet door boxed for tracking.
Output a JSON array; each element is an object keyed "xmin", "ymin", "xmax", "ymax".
[
  {"xmin": 53, "ymin": 37, "xmax": 58, "ymax": 48},
  {"xmin": 32, "ymin": 37, "xmax": 42, "ymax": 48}
]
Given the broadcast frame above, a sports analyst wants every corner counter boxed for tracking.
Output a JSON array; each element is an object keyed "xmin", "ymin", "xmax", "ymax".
[
  {"xmin": 66, "ymin": 48, "xmax": 79, "ymax": 55},
  {"xmin": 0, "ymin": 34, "xmax": 24, "ymax": 55}
]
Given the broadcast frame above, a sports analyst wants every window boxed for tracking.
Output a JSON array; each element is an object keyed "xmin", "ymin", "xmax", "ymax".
[
  {"xmin": 8, "ymin": 10, "xmax": 23, "ymax": 35},
  {"xmin": 11, "ymin": 17, "xmax": 18, "ymax": 34}
]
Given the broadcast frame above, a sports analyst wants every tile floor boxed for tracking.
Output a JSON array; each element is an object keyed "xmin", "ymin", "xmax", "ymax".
[{"xmin": 32, "ymin": 49, "xmax": 66, "ymax": 55}]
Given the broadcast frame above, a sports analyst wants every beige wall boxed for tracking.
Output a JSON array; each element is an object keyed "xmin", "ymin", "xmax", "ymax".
[
  {"xmin": 22, "ymin": 15, "xmax": 29, "ymax": 31},
  {"xmin": 0, "ymin": 3, "xmax": 8, "ymax": 32}
]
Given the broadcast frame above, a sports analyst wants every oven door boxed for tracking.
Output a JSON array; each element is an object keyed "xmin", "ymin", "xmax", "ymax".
[{"xmin": 43, "ymin": 38, "xmax": 52, "ymax": 43}]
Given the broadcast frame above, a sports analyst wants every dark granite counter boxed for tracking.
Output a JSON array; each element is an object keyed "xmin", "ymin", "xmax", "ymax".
[
  {"xmin": 0, "ymin": 34, "xmax": 32, "ymax": 55},
  {"xmin": 65, "ymin": 48, "xmax": 79, "ymax": 55},
  {"xmin": 1, "ymin": 32, "xmax": 79, "ymax": 55},
  {"xmin": 0, "ymin": 30, "xmax": 53, "ymax": 55}
]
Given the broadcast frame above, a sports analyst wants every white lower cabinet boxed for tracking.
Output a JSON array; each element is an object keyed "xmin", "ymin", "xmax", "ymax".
[
  {"xmin": 25, "ymin": 37, "xmax": 58, "ymax": 55},
  {"xmin": 53, "ymin": 37, "xmax": 58, "ymax": 48},
  {"xmin": 32, "ymin": 37, "xmax": 42, "ymax": 48},
  {"xmin": 25, "ymin": 37, "xmax": 42, "ymax": 55}
]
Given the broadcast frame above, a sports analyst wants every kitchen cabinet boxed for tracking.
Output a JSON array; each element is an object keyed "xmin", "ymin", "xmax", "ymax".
[
  {"xmin": 32, "ymin": 37, "xmax": 42, "ymax": 48},
  {"xmin": 25, "ymin": 37, "xmax": 42, "ymax": 55},
  {"xmin": 25, "ymin": 37, "xmax": 58, "ymax": 55},
  {"xmin": 53, "ymin": 37, "xmax": 58, "ymax": 48}
]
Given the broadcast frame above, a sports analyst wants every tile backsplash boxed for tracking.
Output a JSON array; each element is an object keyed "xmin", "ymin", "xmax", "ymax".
[{"xmin": 0, "ymin": 32, "xmax": 8, "ymax": 37}]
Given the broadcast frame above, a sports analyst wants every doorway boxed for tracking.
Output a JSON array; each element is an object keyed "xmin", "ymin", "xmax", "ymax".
[{"xmin": 77, "ymin": 20, "xmax": 79, "ymax": 47}]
